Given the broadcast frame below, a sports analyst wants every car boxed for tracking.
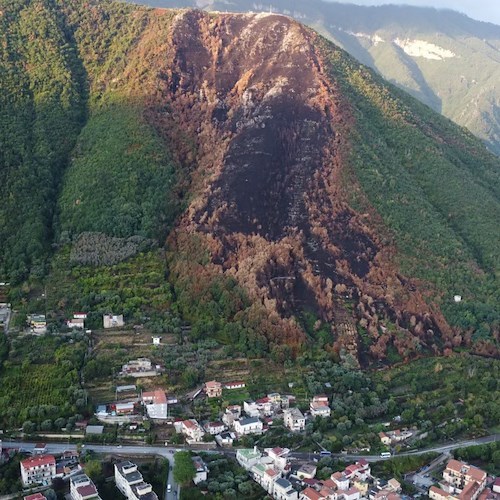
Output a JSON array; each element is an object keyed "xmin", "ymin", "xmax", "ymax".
[{"xmin": 167, "ymin": 484, "xmax": 172, "ymax": 493}]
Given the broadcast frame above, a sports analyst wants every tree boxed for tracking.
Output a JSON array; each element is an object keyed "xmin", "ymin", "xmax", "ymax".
[
  {"xmin": 173, "ymin": 451, "xmax": 196, "ymax": 485},
  {"xmin": 22, "ymin": 421, "xmax": 36, "ymax": 434},
  {"xmin": 84, "ymin": 460, "xmax": 103, "ymax": 482}
]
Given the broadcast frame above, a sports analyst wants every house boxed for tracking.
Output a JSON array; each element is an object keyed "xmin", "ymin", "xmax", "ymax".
[
  {"xmin": 300, "ymin": 487, "xmax": 326, "ymax": 500},
  {"xmin": 223, "ymin": 405, "xmax": 242, "ymax": 427},
  {"xmin": 33, "ymin": 443, "xmax": 47, "ymax": 455},
  {"xmin": 70, "ymin": 474, "xmax": 101, "ymax": 500},
  {"xmin": 215, "ymin": 431, "xmax": 236, "ymax": 447},
  {"xmin": 378, "ymin": 432, "xmax": 392, "ymax": 446},
  {"xmin": 121, "ymin": 358, "xmax": 159, "ymax": 378},
  {"xmin": 331, "ymin": 472, "xmax": 350, "ymax": 491},
  {"xmin": 234, "ymin": 417, "xmax": 263, "ymax": 435},
  {"xmin": 442, "ymin": 459, "xmax": 487, "ymax": 496},
  {"xmin": 310, "ymin": 394, "xmax": 331, "ymax": 417},
  {"xmin": 267, "ymin": 447, "xmax": 290, "ymax": 471},
  {"xmin": 67, "ymin": 315, "xmax": 85, "ymax": 329},
  {"xmin": 236, "ymin": 448, "xmax": 262, "ymax": 470},
  {"xmin": 224, "ymin": 381, "xmax": 246, "ymax": 390},
  {"xmin": 273, "ymin": 477, "xmax": 299, "ymax": 500},
  {"xmin": 142, "ymin": 389, "xmax": 168, "ymax": 420},
  {"xmin": 284, "ymin": 408, "xmax": 306, "ymax": 432},
  {"xmin": 263, "ymin": 468, "xmax": 281, "ymax": 494},
  {"xmin": 29, "ymin": 314, "xmax": 47, "ymax": 333},
  {"xmin": 429, "ymin": 486, "xmax": 453, "ymax": 500},
  {"xmin": 205, "ymin": 380, "xmax": 222, "ymax": 398},
  {"xmin": 181, "ymin": 419, "xmax": 205, "ymax": 442},
  {"xmin": 204, "ymin": 421, "xmax": 226, "ymax": 435},
  {"xmin": 296, "ymin": 463, "xmax": 318, "ymax": 480},
  {"xmin": 387, "ymin": 479, "xmax": 401, "ymax": 493},
  {"xmin": 343, "ymin": 487, "xmax": 361, "ymax": 500},
  {"xmin": 103, "ymin": 314, "xmax": 124, "ymax": 329},
  {"xmin": 493, "ymin": 478, "xmax": 500, "ymax": 494},
  {"xmin": 115, "ymin": 402, "xmax": 136, "ymax": 415},
  {"xmin": 114, "ymin": 461, "xmax": 158, "ymax": 500},
  {"xmin": 192, "ymin": 456, "xmax": 209, "ymax": 485},
  {"xmin": 152, "ymin": 336, "xmax": 161, "ymax": 345},
  {"xmin": 20, "ymin": 455, "xmax": 56, "ymax": 486},
  {"xmin": 344, "ymin": 460, "xmax": 371, "ymax": 481},
  {"xmin": 243, "ymin": 401, "xmax": 261, "ymax": 418}
]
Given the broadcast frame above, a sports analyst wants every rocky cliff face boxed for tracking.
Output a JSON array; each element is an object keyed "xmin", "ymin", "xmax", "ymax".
[{"xmin": 149, "ymin": 11, "xmax": 449, "ymax": 362}]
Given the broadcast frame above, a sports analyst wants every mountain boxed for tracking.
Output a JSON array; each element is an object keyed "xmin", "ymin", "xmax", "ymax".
[
  {"xmin": 0, "ymin": 0, "xmax": 498, "ymax": 363},
  {"xmin": 130, "ymin": 0, "xmax": 500, "ymax": 157}
]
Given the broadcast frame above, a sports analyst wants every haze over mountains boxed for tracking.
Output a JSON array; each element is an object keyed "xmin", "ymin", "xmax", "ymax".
[
  {"xmin": 132, "ymin": 0, "xmax": 500, "ymax": 156},
  {"xmin": 0, "ymin": 0, "xmax": 498, "ymax": 363}
]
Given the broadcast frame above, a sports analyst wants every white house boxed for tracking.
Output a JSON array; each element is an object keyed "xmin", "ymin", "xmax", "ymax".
[
  {"xmin": 243, "ymin": 401, "xmax": 261, "ymax": 418},
  {"xmin": 103, "ymin": 314, "xmax": 124, "ymax": 329},
  {"xmin": 142, "ymin": 389, "xmax": 168, "ymax": 420},
  {"xmin": 236, "ymin": 448, "xmax": 262, "ymax": 470},
  {"xmin": 284, "ymin": 408, "xmax": 306, "ymax": 432},
  {"xmin": 296, "ymin": 463, "xmax": 317, "ymax": 480},
  {"xmin": 204, "ymin": 421, "xmax": 226, "ymax": 435},
  {"xmin": 234, "ymin": 417, "xmax": 263, "ymax": 435},
  {"xmin": 114, "ymin": 461, "xmax": 158, "ymax": 500},
  {"xmin": 70, "ymin": 474, "xmax": 100, "ymax": 500},
  {"xmin": 181, "ymin": 419, "xmax": 205, "ymax": 442},
  {"xmin": 331, "ymin": 472, "xmax": 350, "ymax": 491},
  {"xmin": 192, "ymin": 456, "xmax": 209, "ymax": 485},
  {"xmin": 273, "ymin": 477, "xmax": 298, "ymax": 500},
  {"xmin": 267, "ymin": 447, "xmax": 290, "ymax": 471},
  {"xmin": 310, "ymin": 395, "xmax": 331, "ymax": 418},
  {"xmin": 223, "ymin": 405, "xmax": 242, "ymax": 427},
  {"xmin": 215, "ymin": 431, "xmax": 236, "ymax": 447},
  {"xmin": 20, "ymin": 455, "xmax": 56, "ymax": 487}
]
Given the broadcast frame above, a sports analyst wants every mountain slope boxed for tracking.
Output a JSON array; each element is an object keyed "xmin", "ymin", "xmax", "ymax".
[
  {"xmin": 133, "ymin": 0, "xmax": 500, "ymax": 156},
  {"xmin": 0, "ymin": 0, "xmax": 498, "ymax": 362}
]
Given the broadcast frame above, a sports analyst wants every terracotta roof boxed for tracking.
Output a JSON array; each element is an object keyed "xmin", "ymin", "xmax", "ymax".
[
  {"xmin": 430, "ymin": 486, "xmax": 449, "ymax": 498},
  {"xmin": 21, "ymin": 455, "xmax": 56, "ymax": 469},
  {"xmin": 446, "ymin": 459, "xmax": 465, "ymax": 472},
  {"xmin": 301, "ymin": 487, "xmax": 323, "ymax": 500},
  {"xmin": 266, "ymin": 468, "xmax": 279, "ymax": 477},
  {"xmin": 77, "ymin": 484, "xmax": 98, "ymax": 497},
  {"xmin": 205, "ymin": 380, "xmax": 221, "ymax": 388},
  {"xmin": 460, "ymin": 481, "xmax": 481, "ymax": 500},
  {"xmin": 467, "ymin": 466, "xmax": 487, "ymax": 482},
  {"xmin": 143, "ymin": 389, "xmax": 167, "ymax": 404},
  {"xmin": 322, "ymin": 479, "xmax": 337, "ymax": 489}
]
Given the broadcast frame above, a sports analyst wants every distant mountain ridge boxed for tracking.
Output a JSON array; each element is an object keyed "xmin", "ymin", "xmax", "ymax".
[{"xmin": 131, "ymin": 0, "xmax": 500, "ymax": 156}]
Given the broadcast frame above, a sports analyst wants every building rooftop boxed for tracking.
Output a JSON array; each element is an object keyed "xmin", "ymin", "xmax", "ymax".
[
  {"xmin": 21, "ymin": 455, "xmax": 55, "ymax": 468},
  {"xmin": 239, "ymin": 417, "xmax": 261, "ymax": 426},
  {"xmin": 275, "ymin": 477, "xmax": 292, "ymax": 489}
]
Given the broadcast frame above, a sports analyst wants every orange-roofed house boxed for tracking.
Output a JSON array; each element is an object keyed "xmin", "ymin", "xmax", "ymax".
[
  {"xmin": 205, "ymin": 380, "xmax": 222, "ymax": 398},
  {"xmin": 443, "ymin": 459, "xmax": 487, "ymax": 497},
  {"xmin": 20, "ymin": 455, "xmax": 56, "ymax": 486},
  {"xmin": 300, "ymin": 487, "xmax": 326, "ymax": 500}
]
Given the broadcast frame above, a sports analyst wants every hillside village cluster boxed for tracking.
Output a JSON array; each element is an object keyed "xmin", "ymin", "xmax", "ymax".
[{"xmin": 3, "ymin": 436, "xmax": 498, "ymax": 500}]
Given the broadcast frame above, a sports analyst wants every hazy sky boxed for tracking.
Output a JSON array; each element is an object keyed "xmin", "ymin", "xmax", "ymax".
[{"xmin": 327, "ymin": 0, "xmax": 500, "ymax": 25}]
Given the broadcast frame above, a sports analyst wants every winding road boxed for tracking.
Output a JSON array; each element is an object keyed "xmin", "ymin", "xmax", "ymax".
[{"xmin": 2, "ymin": 434, "xmax": 498, "ymax": 498}]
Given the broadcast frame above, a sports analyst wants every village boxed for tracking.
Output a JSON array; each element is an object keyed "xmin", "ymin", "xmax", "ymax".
[{"xmin": 0, "ymin": 306, "xmax": 498, "ymax": 500}]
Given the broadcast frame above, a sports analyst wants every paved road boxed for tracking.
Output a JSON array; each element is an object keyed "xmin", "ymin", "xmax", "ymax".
[
  {"xmin": 4, "ymin": 441, "xmax": 179, "ymax": 500},
  {"xmin": 3, "ymin": 433, "xmax": 498, "ymax": 496}
]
